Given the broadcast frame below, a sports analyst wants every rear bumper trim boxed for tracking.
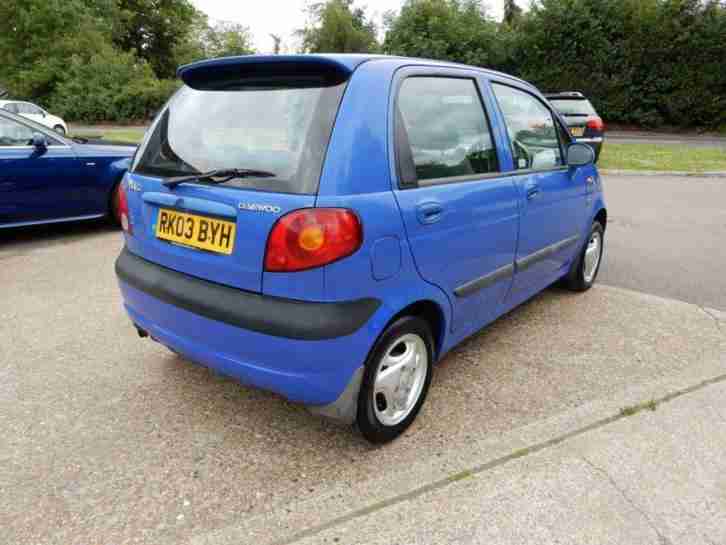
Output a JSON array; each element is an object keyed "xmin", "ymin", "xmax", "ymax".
[{"xmin": 115, "ymin": 247, "xmax": 380, "ymax": 341}]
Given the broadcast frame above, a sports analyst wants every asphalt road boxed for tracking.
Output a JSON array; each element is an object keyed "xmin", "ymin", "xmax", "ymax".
[
  {"xmin": 598, "ymin": 174, "xmax": 726, "ymax": 311},
  {"xmin": 608, "ymin": 131, "xmax": 726, "ymax": 148}
]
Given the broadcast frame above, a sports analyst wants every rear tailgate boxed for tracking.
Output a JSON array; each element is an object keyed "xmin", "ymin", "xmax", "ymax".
[{"xmin": 122, "ymin": 55, "xmax": 356, "ymax": 294}]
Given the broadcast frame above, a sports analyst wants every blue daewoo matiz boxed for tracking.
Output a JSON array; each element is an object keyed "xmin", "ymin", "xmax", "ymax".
[{"xmin": 115, "ymin": 54, "xmax": 606, "ymax": 443}]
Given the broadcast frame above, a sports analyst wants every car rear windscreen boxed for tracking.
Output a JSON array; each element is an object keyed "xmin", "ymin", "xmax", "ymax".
[
  {"xmin": 549, "ymin": 98, "xmax": 597, "ymax": 116},
  {"xmin": 132, "ymin": 79, "xmax": 347, "ymax": 195}
]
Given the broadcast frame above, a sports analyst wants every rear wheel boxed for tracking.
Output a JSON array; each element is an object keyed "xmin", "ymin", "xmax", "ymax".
[
  {"xmin": 53, "ymin": 125, "xmax": 66, "ymax": 135},
  {"xmin": 357, "ymin": 316, "xmax": 433, "ymax": 443},
  {"xmin": 563, "ymin": 221, "xmax": 604, "ymax": 292}
]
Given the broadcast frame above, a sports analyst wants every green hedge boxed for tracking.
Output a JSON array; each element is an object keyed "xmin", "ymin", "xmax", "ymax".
[
  {"xmin": 511, "ymin": 0, "xmax": 726, "ymax": 128},
  {"xmin": 47, "ymin": 48, "xmax": 180, "ymax": 123}
]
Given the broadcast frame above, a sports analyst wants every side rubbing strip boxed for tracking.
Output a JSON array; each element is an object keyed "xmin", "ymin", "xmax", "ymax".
[
  {"xmin": 454, "ymin": 264, "xmax": 515, "ymax": 298},
  {"xmin": 516, "ymin": 234, "xmax": 581, "ymax": 273}
]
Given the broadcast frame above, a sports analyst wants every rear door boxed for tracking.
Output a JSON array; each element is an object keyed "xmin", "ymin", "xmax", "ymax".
[
  {"xmin": 125, "ymin": 72, "xmax": 347, "ymax": 294},
  {"xmin": 392, "ymin": 70, "xmax": 519, "ymax": 333},
  {"xmin": 490, "ymin": 82, "xmax": 589, "ymax": 293},
  {"xmin": 0, "ymin": 114, "xmax": 82, "ymax": 225}
]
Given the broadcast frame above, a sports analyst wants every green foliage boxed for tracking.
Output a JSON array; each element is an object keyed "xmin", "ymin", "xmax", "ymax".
[
  {"xmin": 202, "ymin": 22, "xmax": 255, "ymax": 59},
  {"xmin": 382, "ymin": 0, "xmax": 509, "ymax": 69},
  {"xmin": 0, "ymin": 0, "xmax": 255, "ymax": 123},
  {"xmin": 298, "ymin": 0, "xmax": 378, "ymax": 53},
  {"xmin": 0, "ymin": 0, "xmax": 111, "ymax": 99},
  {"xmin": 512, "ymin": 0, "xmax": 726, "ymax": 128},
  {"xmin": 2, "ymin": 0, "xmax": 724, "ymax": 128},
  {"xmin": 113, "ymin": 0, "xmax": 200, "ymax": 79},
  {"xmin": 383, "ymin": 0, "xmax": 726, "ymax": 129},
  {"xmin": 48, "ymin": 45, "xmax": 180, "ymax": 122},
  {"xmin": 503, "ymin": 0, "xmax": 523, "ymax": 26}
]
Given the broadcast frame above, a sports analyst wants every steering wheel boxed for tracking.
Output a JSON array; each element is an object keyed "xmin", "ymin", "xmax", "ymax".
[{"xmin": 513, "ymin": 140, "xmax": 531, "ymax": 169}]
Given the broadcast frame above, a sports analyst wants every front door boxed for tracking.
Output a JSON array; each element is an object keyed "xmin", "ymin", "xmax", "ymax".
[
  {"xmin": 0, "ymin": 115, "xmax": 81, "ymax": 225},
  {"xmin": 392, "ymin": 73, "xmax": 520, "ymax": 334},
  {"xmin": 490, "ymin": 82, "xmax": 589, "ymax": 293}
]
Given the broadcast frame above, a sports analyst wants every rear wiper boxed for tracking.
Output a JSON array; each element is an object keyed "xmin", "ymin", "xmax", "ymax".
[{"xmin": 162, "ymin": 168, "xmax": 276, "ymax": 189}]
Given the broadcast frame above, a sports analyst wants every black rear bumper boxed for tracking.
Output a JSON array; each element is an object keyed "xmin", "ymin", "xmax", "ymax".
[{"xmin": 115, "ymin": 248, "xmax": 380, "ymax": 341}]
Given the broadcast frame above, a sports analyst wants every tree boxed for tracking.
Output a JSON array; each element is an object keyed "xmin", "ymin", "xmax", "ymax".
[
  {"xmin": 113, "ymin": 0, "xmax": 202, "ymax": 78},
  {"xmin": 503, "ymin": 0, "xmax": 522, "ymax": 25},
  {"xmin": 383, "ymin": 0, "xmax": 506, "ymax": 68},
  {"xmin": 203, "ymin": 22, "xmax": 255, "ymax": 58},
  {"xmin": 0, "ymin": 0, "xmax": 113, "ymax": 99},
  {"xmin": 270, "ymin": 34, "xmax": 283, "ymax": 54},
  {"xmin": 298, "ymin": 0, "xmax": 378, "ymax": 53}
]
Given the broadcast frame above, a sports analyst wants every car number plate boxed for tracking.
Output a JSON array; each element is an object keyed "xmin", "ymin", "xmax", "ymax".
[
  {"xmin": 570, "ymin": 127, "xmax": 585, "ymax": 137},
  {"xmin": 155, "ymin": 209, "xmax": 236, "ymax": 255}
]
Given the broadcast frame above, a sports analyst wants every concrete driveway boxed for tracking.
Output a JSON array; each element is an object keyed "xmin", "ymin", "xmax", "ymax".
[{"xmin": 1, "ymin": 173, "xmax": 725, "ymax": 544}]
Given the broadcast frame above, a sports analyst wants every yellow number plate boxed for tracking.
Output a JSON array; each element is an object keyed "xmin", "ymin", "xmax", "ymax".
[
  {"xmin": 155, "ymin": 209, "xmax": 236, "ymax": 255},
  {"xmin": 570, "ymin": 127, "xmax": 585, "ymax": 137}
]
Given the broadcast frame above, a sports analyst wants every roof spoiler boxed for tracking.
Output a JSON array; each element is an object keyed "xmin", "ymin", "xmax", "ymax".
[{"xmin": 177, "ymin": 55, "xmax": 370, "ymax": 90}]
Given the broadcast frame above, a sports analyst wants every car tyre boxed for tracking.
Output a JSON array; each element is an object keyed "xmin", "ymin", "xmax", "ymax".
[
  {"xmin": 53, "ymin": 125, "xmax": 66, "ymax": 135},
  {"xmin": 563, "ymin": 221, "xmax": 604, "ymax": 292},
  {"xmin": 357, "ymin": 316, "xmax": 434, "ymax": 444}
]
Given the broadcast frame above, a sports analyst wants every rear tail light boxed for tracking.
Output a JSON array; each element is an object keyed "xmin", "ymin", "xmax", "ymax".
[
  {"xmin": 118, "ymin": 181, "xmax": 132, "ymax": 234},
  {"xmin": 587, "ymin": 117, "xmax": 605, "ymax": 132},
  {"xmin": 265, "ymin": 208, "xmax": 362, "ymax": 272}
]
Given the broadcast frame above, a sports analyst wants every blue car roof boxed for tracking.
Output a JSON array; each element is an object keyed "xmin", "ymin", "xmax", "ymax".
[{"xmin": 177, "ymin": 54, "xmax": 532, "ymax": 90}]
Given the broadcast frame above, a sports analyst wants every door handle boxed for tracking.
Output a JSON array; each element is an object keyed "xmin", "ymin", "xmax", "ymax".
[
  {"xmin": 416, "ymin": 202, "xmax": 444, "ymax": 225},
  {"xmin": 526, "ymin": 185, "xmax": 541, "ymax": 200}
]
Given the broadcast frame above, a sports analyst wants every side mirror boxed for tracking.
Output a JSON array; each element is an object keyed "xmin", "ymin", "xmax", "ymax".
[
  {"xmin": 567, "ymin": 142, "xmax": 595, "ymax": 167},
  {"xmin": 32, "ymin": 133, "xmax": 48, "ymax": 150}
]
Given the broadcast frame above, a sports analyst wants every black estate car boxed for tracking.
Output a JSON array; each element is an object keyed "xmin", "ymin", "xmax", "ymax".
[{"xmin": 545, "ymin": 92, "xmax": 604, "ymax": 160}]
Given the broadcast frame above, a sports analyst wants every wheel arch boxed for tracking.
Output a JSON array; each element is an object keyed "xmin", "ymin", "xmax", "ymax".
[
  {"xmin": 382, "ymin": 299, "xmax": 446, "ymax": 362},
  {"xmin": 594, "ymin": 207, "xmax": 607, "ymax": 231}
]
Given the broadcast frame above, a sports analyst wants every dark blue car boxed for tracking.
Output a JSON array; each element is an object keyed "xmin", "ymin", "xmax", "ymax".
[
  {"xmin": 0, "ymin": 109, "xmax": 135, "ymax": 228},
  {"xmin": 115, "ymin": 55, "xmax": 607, "ymax": 443}
]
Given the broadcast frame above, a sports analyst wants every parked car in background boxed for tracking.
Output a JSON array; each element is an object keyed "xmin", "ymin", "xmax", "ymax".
[
  {"xmin": 545, "ymin": 92, "xmax": 605, "ymax": 160},
  {"xmin": 0, "ymin": 100, "xmax": 69, "ymax": 135},
  {"xmin": 0, "ymin": 109, "xmax": 135, "ymax": 228},
  {"xmin": 115, "ymin": 54, "xmax": 606, "ymax": 443}
]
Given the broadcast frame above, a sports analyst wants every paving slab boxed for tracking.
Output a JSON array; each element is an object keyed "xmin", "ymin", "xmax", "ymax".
[
  {"xmin": 0, "ymin": 224, "xmax": 724, "ymax": 545},
  {"xmin": 289, "ymin": 380, "xmax": 726, "ymax": 545}
]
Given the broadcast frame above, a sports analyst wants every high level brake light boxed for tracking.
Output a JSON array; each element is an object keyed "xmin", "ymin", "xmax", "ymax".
[{"xmin": 264, "ymin": 208, "xmax": 362, "ymax": 272}]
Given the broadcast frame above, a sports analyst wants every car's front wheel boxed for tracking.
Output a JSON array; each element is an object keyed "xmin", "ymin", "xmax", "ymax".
[
  {"xmin": 53, "ymin": 125, "xmax": 66, "ymax": 135},
  {"xmin": 357, "ymin": 316, "xmax": 434, "ymax": 443},
  {"xmin": 563, "ymin": 221, "xmax": 604, "ymax": 291}
]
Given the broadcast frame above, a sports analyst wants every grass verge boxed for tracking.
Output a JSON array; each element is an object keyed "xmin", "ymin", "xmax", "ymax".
[
  {"xmin": 72, "ymin": 128, "xmax": 145, "ymax": 145},
  {"xmin": 599, "ymin": 142, "xmax": 726, "ymax": 172}
]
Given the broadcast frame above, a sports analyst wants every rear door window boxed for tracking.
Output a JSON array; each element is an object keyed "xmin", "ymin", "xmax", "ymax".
[
  {"xmin": 133, "ymin": 80, "xmax": 347, "ymax": 195},
  {"xmin": 396, "ymin": 77, "xmax": 498, "ymax": 184},
  {"xmin": 492, "ymin": 84, "xmax": 565, "ymax": 171}
]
